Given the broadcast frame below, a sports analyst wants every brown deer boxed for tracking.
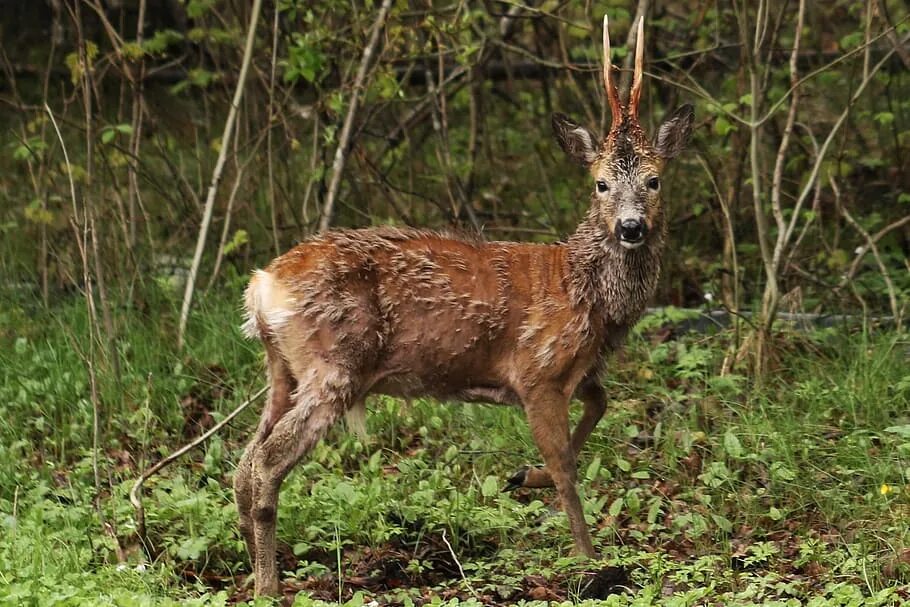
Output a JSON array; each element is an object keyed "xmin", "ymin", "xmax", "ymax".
[{"xmin": 235, "ymin": 16, "xmax": 693, "ymax": 596}]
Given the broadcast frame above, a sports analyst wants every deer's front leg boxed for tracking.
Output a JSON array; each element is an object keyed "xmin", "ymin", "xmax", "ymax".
[
  {"xmin": 522, "ymin": 385, "xmax": 596, "ymax": 557},
  {"xmin": 505, "ymin": 376, "xmax": 606, "ymax": 490}
]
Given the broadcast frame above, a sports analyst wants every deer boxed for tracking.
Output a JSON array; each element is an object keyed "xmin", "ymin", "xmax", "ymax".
[{"xmin": 234, "ymin": 15, "xmax": 694, "ymax": 596}]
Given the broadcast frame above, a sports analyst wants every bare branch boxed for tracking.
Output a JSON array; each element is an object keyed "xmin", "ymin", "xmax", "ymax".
[
  {"xmin": 130, "ymin": 386, "xmax": 268, "ymax": 554},
  {"xmin": 178, "ymin": 0, "xmax": 263, "ymax": 348},
  {"xmin": 835, "ymin": 177, "xmax": 901, "ymax": 330},
  {"xmin": 873, "ymin": 0, "xmax": 910, "ymax": 70},
  {"xmin": 318, "ymin": 0, "xmax": 394, "ymax": 232},
  {"xmin": 779, "ymin": 45, "xmax": 898, "ymax": 252},
  {"xmin": 840, "ymin": 213, "xmax": 910, "ymax": 290},
  {"xmin": 770, "ymin": 0, "xmax": 806, "ymax": 235}
]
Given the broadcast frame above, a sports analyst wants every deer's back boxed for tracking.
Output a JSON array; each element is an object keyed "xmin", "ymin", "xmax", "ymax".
[{"xmin": 244, "ymin": 227, "xmax": 602, "ymax": 402}]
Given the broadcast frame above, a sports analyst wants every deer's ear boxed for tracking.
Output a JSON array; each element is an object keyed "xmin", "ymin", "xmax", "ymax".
[
  {"xmin": 654, "ymin": 104, "xmax": 695, "ymax": 160},
  {"xmin": 552, "ymin": 113, "xmax": 600, "ymax": 167}
]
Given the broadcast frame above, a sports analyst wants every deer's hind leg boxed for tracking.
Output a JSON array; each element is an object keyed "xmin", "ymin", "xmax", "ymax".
[
  {"xmin": 234, "ymin": 445, "xmax": 256, "ymax": 575},
  {"xmin": 235, "ymin": 335, "xmax": 296, "ymax": 575},
  {"xmin": 249, "ymin": 357, "xmax": 357, "ymax": 597}
]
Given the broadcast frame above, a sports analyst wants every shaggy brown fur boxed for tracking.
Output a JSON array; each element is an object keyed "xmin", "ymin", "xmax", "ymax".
[{"xmin": 235, "ymin": 17, "xmax": 694, "ymax": 597}]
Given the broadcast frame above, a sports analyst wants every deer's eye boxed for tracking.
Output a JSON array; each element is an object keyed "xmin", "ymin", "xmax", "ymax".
[
  {"xmin": 647, "ymin": 176, "xmax": 660, "ymax": 190},
  {"xmin": 596, "ymin": 180, "xmax": 609, "ymax": 193}
]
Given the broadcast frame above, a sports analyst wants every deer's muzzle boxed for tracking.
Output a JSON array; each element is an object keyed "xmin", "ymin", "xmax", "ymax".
[{"xmin": 615, "ymin": 217, "xmax": 648, "ymax": 249}]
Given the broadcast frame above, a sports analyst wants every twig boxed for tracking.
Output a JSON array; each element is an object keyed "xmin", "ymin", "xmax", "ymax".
[
  {"xmin": 834, "ymin": 176, "xmax": 902, "ymax": 331},
  {"xmin": 128, "ymin": 0, "xmax": 148, "ymax": 250},
  {"xmin": 425, "ymin": 59, "xmax": 482, "ymax": 231},
  {"xmin": 874, "ymin": 0, "xmax": 910, "ymax": 70},
  {"xmin": 696, "ymin": 153, "xmax": 741, "ymax": 362},
  {"xmin": 44, "ymin": 104, "xmax": 77, "ymax": 220},
  {"xmin": 441, "ymin": 528, "xmax": 478, "ymax": 600},
  {"xmin": 267, "ymin": 4, "xmax": 281, "ymax": 255},
  {"xmin": 46, "ymin": 99, "xmax": 109, "ymax": 532},
  {"xmin": 654, "ymin": 19, "xmax": 910, "ymax": 129},
  {"xmin": 779, "ymin": 43, "xmax": 898, "ymax": 253},
  {"xmin": 301, "ymin": 114, "xmax": 320, "ymax": 227},
  {"xmin": 840, "ymin": 214, "xmax": 910, "ymax": 286},
  {"xmin": 782, "ymin": 122, "xmax": 821, "ymax": 273},
  {"xmin": 207, "ymin": 129, "xmax": 268, "ymax": 290},
  {"xmin": 740, "ymin": 1, "xmax": 776, "ymax": 340},
  {"xmin": 770, "ymin": 0, "xmax": 805, "ymax": 235},
  {"xmin": 130, "ymin": 386, "xmax": 267, "ymax": 554},
  {"xmin": 620, "ymin": 0, "xmax": 650, "ymax": 93},
  {"xmin": 178, "ymin": 0, "xmax": 263, "ymax": 349},
  {"xmin": 318, "ymin": 0, "xmax": 394, "ymax": 232}
]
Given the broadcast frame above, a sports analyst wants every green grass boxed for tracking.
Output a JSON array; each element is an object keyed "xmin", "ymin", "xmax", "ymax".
[{"xmin": 1, "ymin": 285, "xmax": 909, "ymax": 606}]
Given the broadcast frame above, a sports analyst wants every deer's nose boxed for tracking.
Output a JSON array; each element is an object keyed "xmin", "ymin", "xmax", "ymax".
[{"xmin": 615, "ymin": 218, "xmax": 647, "ymax": 243}]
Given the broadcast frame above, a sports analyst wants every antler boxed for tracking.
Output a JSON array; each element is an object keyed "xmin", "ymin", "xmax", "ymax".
[
  {"xmin": 628, "ymin": 17, "xmax": 645, "ymax": 121},
  {"xmin": 602, "ymin": 15, "xmax": 622, "ymax": 124}
]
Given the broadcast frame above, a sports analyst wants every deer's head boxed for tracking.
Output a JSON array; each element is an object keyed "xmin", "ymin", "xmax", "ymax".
[{"xmin": 553, "ymin": 17, "xmax": 694, "ymax": 250}]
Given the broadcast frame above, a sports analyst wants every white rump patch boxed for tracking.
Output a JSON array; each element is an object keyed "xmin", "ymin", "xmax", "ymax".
[{"xmin": 241, "ymin": 270, "xmax": 297, "ymax": 339}]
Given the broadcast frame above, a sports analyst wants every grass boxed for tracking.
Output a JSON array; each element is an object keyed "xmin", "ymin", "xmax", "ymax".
[{"xmin": 0, "ymin": 282, "xmax": 909, "ymax": 606}]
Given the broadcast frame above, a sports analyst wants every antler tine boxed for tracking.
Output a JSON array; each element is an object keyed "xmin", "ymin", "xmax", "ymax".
[
  {"xmin": 628, "ymin": 16, "xmax": 645, "ymax": 120},
  {"xmin": 602, "ymin": 14, "xmax": 622, "ymax": 124}
]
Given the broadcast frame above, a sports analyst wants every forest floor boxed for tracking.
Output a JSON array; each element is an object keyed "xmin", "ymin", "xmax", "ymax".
[{"xmin": 1, "ymin": 285, "xmax": 909, "ymax": 606}]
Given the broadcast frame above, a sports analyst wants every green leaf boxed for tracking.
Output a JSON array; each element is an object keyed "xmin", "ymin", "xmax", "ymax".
[
  {"xmin": 24, "ymin": 202, "xmax": 54, "ymax": 225},
  {"xmin": 768, "ymin": 506, "xmax": 783, "ymax": 521},
  {"xmin": 285, "ymin": 33, "xmax": 325, "ymax": 84},
  {"xmin": 711, "ymin": 514, "xmax": 733, "ymax": 533},
  {"xmin": 615, "ymin": 457, "xmax": 631, "ymax": 473},
  {"xmin": 874, "ymin": 112, "xmax": 894, "ymax": 126},
  {"xmin": 884, "ymin": 425, "xmax": 910, "ymax": 439},
  {"xmin": 714, "ymin": 116, "xmax": 736, "ymax": 136},
  {"xmin": 101, "ymin": 129, "xmax": 115, "ymax": 144},
  {"xmin": 13, "ymin": 145, "xmax": 31, "ymax": 161},
  {"xmin": 176, "ymin": 536, "xmax": 208, "ymax": 560},
  {"xmin": 142, "ymin": 29, "xmax": 184, "ymax": 55},
  {"xmin": 723, "ymin": 430, "xmax": 743, "ymax": 459},
  {"xmin": 585, "ymin": 456, "xmax": 601, "ymax": 482},
  {"xmin": 840, "ymin": 31, "xmax": 863, "ymax": 50},
  {"xmin": 771, "ymin": 462, "xmax": 796, "ymax": 482},
  {"xmin": 186, "ymin": 0, "xmax": 215, "ymax": 19},
  {"xmin": 223, "ymin": 229, "xmax": 249, "ymax": 255},
  {"xmin": 481, "ymin": 475, "xmax": 498, "ymax": 497},
  {"xmin": 646, "ymin": 499, "xmax": 662, "ymax": 524},
  {"xmin": 608, "ymin": 497, "xmax": 624, "ymax": 517}
]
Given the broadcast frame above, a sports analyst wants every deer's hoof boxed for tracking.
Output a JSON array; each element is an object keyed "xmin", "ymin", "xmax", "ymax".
[
  {"xmin": 503, "ymin": 464, "xmax": 551, "ymax": 491},
  {"xmin": 503, "ymin": 466, "xmax": 530, "ymax": 491}
]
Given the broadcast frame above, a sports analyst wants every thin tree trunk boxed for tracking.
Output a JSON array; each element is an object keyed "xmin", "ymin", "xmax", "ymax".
[
  {"xmin": 267, "ymin": 5, "xmax": 281, "ymax": 254},
  {"xmin": 318, "ymin": 0, "xmax": 394, "ymax": 232},
  {"xmin": 128, "ymin": 0, "xmax": 147, "ymax": 251},
  {"xmin": 177, "ymin": 0, "xmax": 263, "ymax": 349}
]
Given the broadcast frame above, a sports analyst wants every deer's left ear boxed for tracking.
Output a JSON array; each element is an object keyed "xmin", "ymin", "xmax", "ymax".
[
  {"xmin": 552, "ymin": 113, "xmax": 600, "ymax": 167},
  {"xmin": 654, "ymin": 104, "xmax": 695, "ymax": 160}
]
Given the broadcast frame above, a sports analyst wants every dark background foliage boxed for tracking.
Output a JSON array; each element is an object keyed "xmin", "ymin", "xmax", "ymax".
[{"xmin": 1, "ymin": 0, "xmax": 907, "ymax": 318}]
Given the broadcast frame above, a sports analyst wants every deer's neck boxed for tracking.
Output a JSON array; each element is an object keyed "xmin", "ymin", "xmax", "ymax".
[{"xmin": 566, "ymin": 210, "xmax": 666, "ymax": 329}]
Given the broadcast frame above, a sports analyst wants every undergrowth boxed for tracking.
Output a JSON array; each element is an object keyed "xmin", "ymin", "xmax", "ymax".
[{"xmin": 0, "ymin": 286, "xmax": 908, "ymax": 606}]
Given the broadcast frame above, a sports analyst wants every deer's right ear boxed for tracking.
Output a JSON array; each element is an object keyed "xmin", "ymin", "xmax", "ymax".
[
  {"xmin": 654, "ymin": 104, "xmax": 695, "ymax": 160},
  {"xmin": 552, "ymin": 113, "xmax": 600, "ymax": 167}
]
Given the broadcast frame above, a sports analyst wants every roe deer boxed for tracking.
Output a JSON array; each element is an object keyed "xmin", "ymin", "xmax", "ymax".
[{"xmin": 235, "ymin": 16, "xmax": 694, "ymax": 596}]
